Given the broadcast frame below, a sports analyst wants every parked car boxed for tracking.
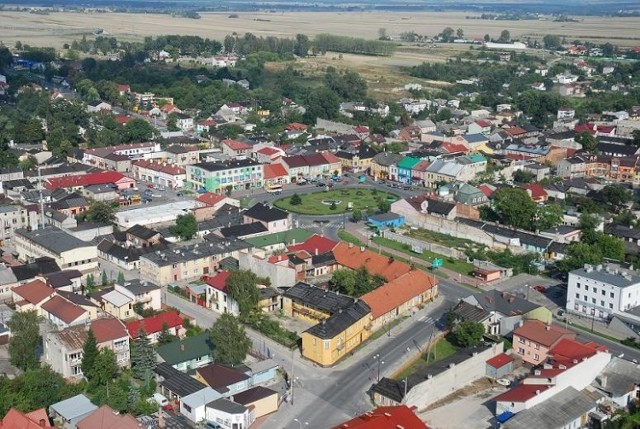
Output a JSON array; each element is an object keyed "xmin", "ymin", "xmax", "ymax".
[
  {"xmin": 146, "ymin": 184, "xmax": 154, "ymax": 189},
  {"xmin": 533, "ymin": 285, "xmax": 547, "ymax": 293}
]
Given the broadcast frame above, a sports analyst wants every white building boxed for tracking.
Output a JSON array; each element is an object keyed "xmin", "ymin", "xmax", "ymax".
[
  {"xmin": 566, "ymin": 263, "xmax": 640, "ymax": 322},
  {"xmin": 179, "ymin": 387, "xmax": 222, "ymax": 423},
  {"xmin": 205, "ymin": 398, "xmax": 254, "ymax": 429}
]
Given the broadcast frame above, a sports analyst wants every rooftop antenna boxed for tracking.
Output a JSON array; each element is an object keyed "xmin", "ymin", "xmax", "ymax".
[{"xmin": 38, "ymin": 166, "xmax": 45, "ymax": 229}]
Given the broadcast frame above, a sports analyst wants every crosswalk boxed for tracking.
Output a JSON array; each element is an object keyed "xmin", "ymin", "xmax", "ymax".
[{"xmin": 418, "ymin": 315, "xmax": 435, "ymax": 324}]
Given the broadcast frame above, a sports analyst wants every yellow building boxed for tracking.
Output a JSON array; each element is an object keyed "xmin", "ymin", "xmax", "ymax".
[
  {"xmin": 283, "ymin": 282, "xmax": 372, "ymax": 366},
  {"xmin": 335, "ymin": 146, "xmax": 378, "ymax": 173},
  {"xmin": 370, "ymin": 153, "xmax": 404, "ymax": 180}
]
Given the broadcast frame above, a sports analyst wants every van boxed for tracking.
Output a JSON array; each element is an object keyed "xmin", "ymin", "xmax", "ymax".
[{"xmin": 148, "ymin": 393, "xmax": 169, "ymax": 407}]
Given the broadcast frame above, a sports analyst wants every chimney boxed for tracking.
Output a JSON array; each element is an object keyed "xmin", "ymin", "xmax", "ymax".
[
  {"xmin": 360, "ymin": 246, "xmax": 365, "ymax": 252},
  {"xmin": 535, "ymin": 389, "xmax": 541, "ymax": 395},
  {"xmin": 315, "ymin": 248, "xmax": 318, "ymax": 256},
  {"xmin": 349, "ymin": 242, "xmax": 354, "ymax": 249},
  {"xmin": 546, "ymin": 325, "xmax": 551, "ymax": 331}
]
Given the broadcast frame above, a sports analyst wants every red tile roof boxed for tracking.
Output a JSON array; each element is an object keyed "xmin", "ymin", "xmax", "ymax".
[
  {"xmin": 287, "ymin": 122, "xmax": 308, "ymax": 131},
  {"xmin": 478, "ymin": 184, "xmax": 495, "ymax": 198},
  {"xmin": 321, "ymin": 151, "xmax": 341, "ymax": 164},
  {"xmin": 353, "ymin": 125, "xmax": 370, "ymax": 134},
  {"xmin": 12, "ymin": 280, "xmax": 55, "ymax": 304},
  {"xmin": 494, "ymin": 384, "xmax": 552, "ymax": 403},
  {"xmin": 257, "ymin": 147, "xmax": 282, "ymax": 156},
  {"xmin": 361, "ymin": 270, "xmax": 437, "ymax": 318},
  {"xmin": 476, "ymin": 119, "xmax": 492, "ymax": 128},
  {"xmin": 441, "ymin": 142, "xmax": 468, "ymax": 154},
  {"xmin": 549, "ymin": 338, "xmax": 607, "ymax": 365},
  {"xmin": 267, "ymin": 254, "xmax": 289, "ymax": 264},
  {"xmin": 126, "ymin": 311, "xmax": 184, "ymax": 338},
  {"xmin": 116, "ymin": 84, "xmax": 130, "ymax": 92},
  {"xmin": 486, "ymin": 353, "xmax": 514, "ymax": 369},
  {"xmin": 287, "ymin": 234, "xmax": 338, "ymax": 254},
  {"xmin": 263, "ymin": 163, "xmax": 288, "ymax": 180},
  {"xmin": 1, "ymin": 407, "xmax": 55, "ymax": 429},
  {"xmin": 513, "ymin": 320, "xmax": 575, "ymax": 348},
  {"xmin": 222, "ymin": 139, "xmax": 252, "ymax": 151},
  {"xmin": 91, "ymin": 318, "xmax": 128, "ymax": 343},
  {"xmin": 161, "ymin": 104, "xmax": 180, "ymax": 113},
  {"xmin": 505, "ymin": 126, "xmax": 527, "ymax": 137},
  {"xmin": 203, "ymin": 271, "xmax": 231, "ymax": 293},
  {"xmin": 521, "ymin": 183, "xmax": 548, "ymax": 200},
  {"xmin": 575, "ymin": 123, "xmax": 597, "ymax": 135},
  {"xmin": 41, "ymin": 296, "xmax": 86, "ymax": 324},
  {"xmin": 133, "ymin": 160, "xmax": 185, "ymax": 176},
  {"xmin": 332, "ymin": 242, "xmax": 412, "ymax": 282},
  {"xmin": 331, "ymin": 405, "xmax": 428, "ymax": 429},
  {"xmin": 45, "ymin": 171, "xmax": 132, "ymax": 189},
  {"xmin": 114, "ymin": 114, "xmax": 132, "ymax": 125},
  {"xmin": 195, "ymin": 192, "xmax": 227, "ymax": 207},
  {"xmin": 76, "ymin": 405, "xmax": 139, "ymax": 429}
]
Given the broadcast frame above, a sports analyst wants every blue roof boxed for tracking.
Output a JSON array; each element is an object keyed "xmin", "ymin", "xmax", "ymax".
[
  {"xmin": 465, "ymin": 133, "xmax": 488, "ymax": 143},
  {"xmin": 497, "ymin": 411, "xmax": 515, "ymax": 423}
]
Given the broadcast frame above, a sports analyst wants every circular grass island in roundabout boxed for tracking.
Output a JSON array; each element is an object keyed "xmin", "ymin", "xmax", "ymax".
[{"xmin": 274, "ymin": 188, "xmax": 399, "ymax": 215}]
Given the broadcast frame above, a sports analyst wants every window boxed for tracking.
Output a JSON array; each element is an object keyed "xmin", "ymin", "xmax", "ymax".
[
  {"xmin": 610, "ymin": 292, "xmax": 614, "ymax": 298},
  {"xmin": 575, "ymin": 293, "xmax": 580, "ymax": 298},
  {"xmin": 534, "ymin": 354, "xmax": 540, "ymax": 361},
  {"xmin": 518, "ymin": 348, "xmax": 525, "ymax": 355},
  {"xmin": 592, "ymin": 298, "xmax": 596, "ymax": 304},
  {"xmin": 576, "ymin": 283, "xmax": 581, "ymax": 289},
  {"xmin": 323, "ymin": 340, "xmax": 330, "ymax": 350},
  {"xmin": 601, "ymin": 300, "xmax": 605, "ymax": 306},
  {"xmin": 602, "ymin": 290, "xmax": 606, "ymax": 296},
  {"xmin": 518, "ymin": 337, "xmax": 525, "ymax": 344},
  {"xmin": 609, "ymin": 303, "xmax": 614, "ymax": 309},
  {"xmin": 585, "ymin": 286, "xmax": 589, "ymax": 291},
  {"xmin": 593, "ymin": 288, "xmax": 598, "ymax": 294},
  {"xmin": 584, "ymin": 295, "xmax": 588, "ymax": 301},
  {"xmin": 183, "ymin": 404, "xmax": 192, "ymax": 413}
]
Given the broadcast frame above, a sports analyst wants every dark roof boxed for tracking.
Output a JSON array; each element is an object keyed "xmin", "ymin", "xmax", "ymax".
[
  {"xmin": 453, "ymin": 300, "xmax": 490, "ymax": 323},
  {"xmin": 56, "ymin": 290, "xmax": 98, "ymax": 308},
  {"xmin": 122, "ymin": 279, "xmax": 161, "ymax": 295},
  {"xmin": 11, "ymin": 257, "xmax": 61, "ymax": 281},
  {"xmin": 157, "ymin": 333, "xmax": 214, "ymax": 366},
  {"xmin": 126, "ymin": 224, "xmax": 159, "ymax": 240},
  {"xmin": 206, "ymin": 398, "xmax": 246, "ymax": 414},
  {"xmin": 284, "ymin": 282, "xmax": 355, "ymax": 314},
  {"xmin": 306, "ymin": 300, "xmax": 371, "ymax": 340},
  {"xmin": 477, "ymin": 289, "xmax": 540, "ymax": 316},
  {"xmin": 425, "ymin": 199, "xmax": 456, "ymax": 216},
  {"xmin": 312, "ymin": 252, "xmax": 336, "ymax": 267},
  {"xmin": 196, "ymin": 363, "xmax": 249, "ymax": 390},
  {"xmin": 232, "ymin": 386, "xmax": 277, "ymax": 405},
  {"xmin": 219, "ymin": 256, "xmax": 239, "ymax": 271},
  {"xmin": 2, "ymin": 179, "xmax": 34, "ymax": 190},
  {"xmin": 259, "ymin": 287, "xmax": 279, "ymax": 300},
  {"xmin": 456, "ymin": 218, "xmax": 552, "ymax": 250},
  {"xmin": 244, "ymin": 203, "xmax": 289, "ymax": 222},
  {"xmin": 604, "ymin": 223, "xmax": 640, "ymax": 240},
  {"xmin": 596, "ymin": 142, "xmax": 638, "ymax": 157},
  {"xmin": 141, "ymin": 237, "xmax": 251, "ymax": 267},
  {"xmin": 197, "ymin": 204, "xmax": 243, "ymax": 231},
  {"xmin": 156, "ymin": 363, "xmax": 207, "ymax": 398},
  {"xmin": 218, "ymin": 222, "xmax": 267, "ymax": 238}
]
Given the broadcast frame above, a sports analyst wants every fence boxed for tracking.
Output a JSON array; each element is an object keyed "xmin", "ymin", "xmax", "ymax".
[{"xmin": 382, "ymin": 230, "xmax": 464, "ymax": 259}]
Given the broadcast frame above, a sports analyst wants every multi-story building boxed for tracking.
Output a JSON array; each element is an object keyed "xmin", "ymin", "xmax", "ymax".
[
  {"xmin": 139, "ymin": 236, "xmax": 252, "ymax": 285},
  {"xmin": 567, "ymin": 263, "xmax": 640, "ymax": 323},
  {"xmin": 187, "ymin": 159, "xmax": 264, "ymax": 193},
  {"xmin": 82, "ymin": 142, "xmax": 160, "ymax": 166},
  {"xmin": 132, "ymin": 160, "xmax": 186, "ymax": 189},
  {"xmin": 14, "ymin": 227, "xmax": 98, "ymax": 275},
  {"xmin": 0, "ymin": 204, "xmax": 39, "ymax": 245},
  {"xmin": 370, "ymin": 152, "xmax": 403, "ymax": 181},
  {"xmin": 44, "ymin": 317, "xmax": 130, "ymax": 378},
  {"xmin": 512, "ymin": 320, "xmax": 575, "ymax": 365}
]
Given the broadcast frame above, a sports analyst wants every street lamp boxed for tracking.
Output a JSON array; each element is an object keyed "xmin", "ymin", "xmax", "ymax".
[
  {"xmin": 373, "ymin": 354, "xmax": 384, "ymax": 382},
  {"xmin": 293, "ymin": 419, "xmax": 309, "ymax": 428}
]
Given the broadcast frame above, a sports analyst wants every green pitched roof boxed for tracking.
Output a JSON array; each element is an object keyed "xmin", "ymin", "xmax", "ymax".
[
  {"xmin": 397, "ymin": 157, "xmax": 422, "ymax": 169},
  {"xmin": 244, "ymin": 228, "xmax": 314, "ymax": 249},
  {"xmin": 157, "ymin": 333, "xmax": 214, "ymax": 365}
]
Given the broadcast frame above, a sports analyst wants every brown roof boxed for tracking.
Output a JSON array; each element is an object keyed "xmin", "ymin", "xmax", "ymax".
[
  {"xmin": 76, "ymin": 405, "xmax": 139, "ymax": 429},
  {"xmin": 90, "ymin": 318, "xmax": 128, "ymax": 343},
  {"xmin": 332, "ymin": 242, "xmax": 412, "ymax": 282},
  {"xmin": 41, "ymin": 296, "xmax": 86, "ymax": 324},
  {"xmin": 55, "ymin": 325, "xmax": 88, "ymax": 350},
  {"xmin": 233, "ymin": 386, "xmax": 278, "ymax": 405},
  {"xmin": 513, "ymin": 320, "xmax": 575, "ymax": 348},
  {"xmin": 196, "ymin": 363, "xmax": 249, "ymax": 390},
  {"xmin": 361, "ymin": 270, "xmax": 437, "ymax": 318},
  {"xmin": 12, "ymin": 280, "xmax": 55, "ymax": 304}
]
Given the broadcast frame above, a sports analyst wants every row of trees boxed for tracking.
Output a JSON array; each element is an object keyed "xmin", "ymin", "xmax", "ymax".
[
  {"xmin": 481, "ymin": 188, "xmax": 564, "ymax": 232},
  {"xmin": 313, "ymin": 33, "xmax": 396, "ymax": 56}
]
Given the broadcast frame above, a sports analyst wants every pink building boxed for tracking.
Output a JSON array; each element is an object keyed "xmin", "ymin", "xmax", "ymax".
[{"xmin": 512, "ymin": 320, "xmax": 575, "ymax": 365}]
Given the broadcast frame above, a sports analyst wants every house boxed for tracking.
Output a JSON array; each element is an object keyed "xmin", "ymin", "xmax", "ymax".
[
  {"xmin": 204, "ymin": 271, "xmax": 239, "ymax": 316},
  {"xmin": 156, "ymin": 333, "xmax": 214, "ymax": 372},
  {"xmin": 174, "ymin": 112, "xmax": 194, "ymax": 131},
  {"xmin": 331, "ymin": 405, "xmax": 428, "ymax": 429},
  {"xmin": 243, "ymin": 202, "xmax": 291, "ymax": 233},
  {"xmin": 468, "ymin": 119, "xmax": 492, "ymax": 135},
  {"xmin": 0, "ymin": 407, "xmax": 55, "ymax": 428},
  {"xmin": 195, "ymin": 193, "xmax": 240, "ymax": 211},
  {"xmin": 44, "ymin": 317, "xmax": 130, "ymax": 378},
  {"xmin": 486, "ymin": 353, "xmax": 514, "ymax": 379},
  {"xmin": 187, "ymin": 159, "xmax": 264, "ymax": 193},
  {"xmin": 233, "ymin": 386, "xmax": 279, "ymax": 419},
  {"xmin": 194, "ymin": 362, "xmax": 250, "ymax": 395},
  {"xmin": 86, "ymin": 100, "xmax": 112, "ymax": 113},
  {"xmin": 0, "ymin": 204, "xmax": 39, "ymax": 245},
  {"xmin": 126, "ymin": 310, "xmax": 186, "ymax": 344},
  {"xmin": 11, "ymin": 279, "xmax": 55, "ymax": 315},
  {"xmin": 49, "ymin": 394, "xmax": 98, "ymax": 429},
  {"xmin": 155, "ymin": 362, "xmax": 207, "ymax": 402},
  {"xmin": 14, "ymin": 227, "xmax": 99, "ymax": 275},
  {"xmin": 179, "ymin": 387, "xmax": 223, "ymax": 424},
  {"xmin": 512, "ymin": 320, "xmax": 576, "ymax": 364},
  {"xmin": 164, "ymin": 144, "xmax": 200, "ymax": 166},
  {"xmin": 334, "ymin": 145, "xmax": 378, "ymax": 173},
  {"xmin": 205, "ymin": 398, "xmax": 254, "ymax": 429},
  {"xmin": 40, "ymin": 295, "xmax": 90, "ymax": 328},
  {"xmin": 255, "ymin": 146, "xmax": 284, "ymax": 163},
  {"xmin": 132, "ymin": 160, "xmax": 186, "ymax": 189},
  {"xmin": 278, "ymin": 153, "xmax": 342, "ymax": 180},
  {"xmin": 371, "ymin": 153, "xmax": 404, "ymax": 181},
  {"xmin": 592, "ymin": 356, "xmax": 640, "ymax": 408},
  {"xmin": 361, "ymin": 269, "xmax": 438, "ymax": 332},
  {"xmin": 367, "ymin": 212, "xmax": 405, "ymax": 230},
  {"xmin": 76, "ymin": 405, "xmax": 140, "ymax": 429},
  {"xmin": 221, "ymin": 139, "xmax": 252, "ymax": 157},
  {"xmin": 262, "ymin": 163, "xmax": 290, "ymax": 191}
]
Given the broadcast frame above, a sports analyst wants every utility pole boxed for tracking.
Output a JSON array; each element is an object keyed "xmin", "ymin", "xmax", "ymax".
[
  {"xmin": 290, "ymin": 347, "xmax": 295, "ymax": 405},
  {"xmin": 37, "ymin": 166, "xmax": 45, "ymax": 229}
]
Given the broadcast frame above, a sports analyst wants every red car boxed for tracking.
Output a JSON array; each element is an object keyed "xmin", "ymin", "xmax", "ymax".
[
  {"xmin": 146, "ymin": 184, "xmax": 154, "ymax": 189},
  {"xmin": 533, "ymin": 285, "xmax": 547, "ymax": 293}
]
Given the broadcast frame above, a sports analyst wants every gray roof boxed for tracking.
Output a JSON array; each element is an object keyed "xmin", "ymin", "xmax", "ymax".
[
  {"xmin": 206, "ymin": 398, "xmax": 247, "ymax": 414},
  {"xmin": 16, "ymin": 226, "xmax": 94, "ymax": 254},
  {"xmin": 49, "ymin": 394, "xmax": 97, "ymax": 419},
  {"xmin": 504, "ymin": 387, "xmax": 595, "ymax": 429},
  {"xmin": 592, "ymin": 357, "xmax": 640, "ymax": 398},
  {"xmin": 0, "ymin": 266, "xmax": 18, "ymax": 285},
  {"xmin": 305, "ymin": 300, "xmax": 370, "ymax": 340},
  {"xmin": 284, "ymin": 282, "xmax": 355, "ymax": 314},
  {"xmin": 570, "ymin": 265, "xmax": 640, "ymax": 289},
  {"xmin": 372, "ymin": 152, "xmax": 404, "ymax": 167},
  {"xmin": 453, "ymin": 300, "xmax": 491, "ymax": 323},
  {"xmin": 474, "ymin": 289, "xmax": 540, "ymax": 316},
  {"xmin": 140, "ymin": 237, "xmax": 251, "ymax": 267}
]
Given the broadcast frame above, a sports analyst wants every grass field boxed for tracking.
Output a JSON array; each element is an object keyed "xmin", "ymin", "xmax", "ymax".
[
  {"xmin": 395, "ymin": 337, "xmax": 459, "ymax": 380},
  {"xmin": 1, "ymin": 11, "xmax": 639, "ymax": 48},
  {"xmin": 274, "ymin": 188, "xmax": 398, "ymax": 215}
]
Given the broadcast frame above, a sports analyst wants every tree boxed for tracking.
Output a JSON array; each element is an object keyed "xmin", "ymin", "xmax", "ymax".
[
  {"xmin": 92, "ymin": 348, "xmax": 118, "ymax": 387},
  {"xmin": 600, "ymin": 184, "xmax": 632, "ymax": 211},
  {"xmin": 170, "ymin": 213, "xmax": 197, "ymax": 241},
  {"xmin": 493, "ymin": 188, "xmax": 537, "ymax": 230},
  {"xmin": 443, "ymin": 307, "xmax": 457, "ymax": 329},
  {"xmin": 513, "ymin": 169, "xmax": 534, "ymax": 184},
  {"xmin": 8, "ymin": 310, "xmax": 40, "ymax": 371},
  {"xmin": 85, "ymin": 274, "xmax": 96, "ymax": 294},
  {"xmin": 123, "ymin": 118, "xmax": 155, "ymax": 143},
  {"xmin": 166, "ymin": 113, "xmax": 179, "ymax": 132},
  {"xmin": 290, "ymin": 193, "xmax": 302, "ymax": 206},
  {"xmin": 377, "ymin": 199, "xmax": 391, "ymax": 213},
  {"xmin": 352, "ymin": 209, "xmax": 362, "ymax": 223},
  {"xmin": 101, "ymin": 270, "xmax": 108, "ymax": 286},
  {"xmin": 294, "ymin": 34, "xmax": 310, "ymax": 57},
  {"xmin": 81, "ymin": 329, "xmax": 99, "ymax": 380},
  {"xmin": 557, "ymin": 242, "xmax": 603, "ymax": 272},
  {"xmin": 450, "ymin": 321, "xmax": 485, "ymax": 347},
  {"xmin": 440, "ymin": 27, "xmax": 455, "ymax": 42},
  {"xmin": 484, "ymin": 34, "xmax": 491, "ymax": 42},
  {"xmin": 226, "ymin": 270, "xmax": 260, "ymax": 318},
  {"xmin": 117, "ymin": 271, "xmax": 125, "ymax": 285},
  {"xmin": 498, "ymin": 30, "xmax": 511, "ymax": 43},
  {"xmin": 575, "ymin": 131, "xmax": 598, "ymax": 153},
  {"xmin": 131, "ymin": 328, "xmax": 156, "ymax": 383},
  {"xmin": 85, "ymin": 201, "xmax": 116, "ymax": 224},
  {"xmin": 157, "ymin": 322, "xmax": 178, "ymax": 345},
  {"xmin": 535, "ymin": 204, "xmax": 564, "ymax": 231},
  {"xmin": 456, "ymin": 28, "xmax": 464, "ymax": 39},
  {"xmin": 594, "ymin": 233, "xmax": 625, "ymax": 261},
  {"xmin": 210, "ymin": 314, "xmax": 251, "ymax": 365},
  {"xmin": 127, "ymin": 383, "xmax": 140, "ymax": 412}
]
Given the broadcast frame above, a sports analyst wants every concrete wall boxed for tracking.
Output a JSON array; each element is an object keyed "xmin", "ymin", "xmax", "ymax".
[
  {"xmin": 405, "ymin": 342, "xmax": 504, "ymax": 409},
  {"xmin": 238, "ymin": 252, "xmax": 296, "ymax": 288},
  {"xmin": 382, "ymin": 230, "xmax": 464, "ymax": 259}
]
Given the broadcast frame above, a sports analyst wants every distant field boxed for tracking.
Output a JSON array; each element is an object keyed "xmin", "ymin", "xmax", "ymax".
[{"xmin": 0, "ymin": 10, "xmax": 639, "ymax": 49}]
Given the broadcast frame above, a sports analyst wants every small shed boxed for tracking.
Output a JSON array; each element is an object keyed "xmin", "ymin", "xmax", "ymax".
[
  {"xmin": 486, "ymin": 353, "xmax": 514, "ymax": 379},
  {"xmin": 367, "ymin": 212, "xmax": 405, "ymax": 230}
]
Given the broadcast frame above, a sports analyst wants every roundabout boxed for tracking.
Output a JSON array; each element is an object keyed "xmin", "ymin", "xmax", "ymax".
[{"xmin": 273, "ymin": 188, "xmax": 399, "ymax": 215}]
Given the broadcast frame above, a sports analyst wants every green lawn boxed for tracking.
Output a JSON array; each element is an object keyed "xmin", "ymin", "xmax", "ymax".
[
  {"xmin": 337, "ymin": 230, "xmax": 366, "ymax": 246},
  {"xmin": 274, "ymin": 188, "xmax": 398, "ymax": 215},
  {"xmin": 371, "ymin": 237, "xmax": 475, "ymax": 276},
  {"xmin": 405, "ymin": 227, "xmax": 476, "ymax": 249},
  {"xmin": 395, "ymin": 337, "xmax": 459, "ymax": 380}
]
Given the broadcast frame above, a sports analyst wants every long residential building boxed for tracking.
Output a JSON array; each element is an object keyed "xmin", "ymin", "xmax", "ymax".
[{"xmin": 187, "ymin": 159, "xmax": 264, "ymax": 192}]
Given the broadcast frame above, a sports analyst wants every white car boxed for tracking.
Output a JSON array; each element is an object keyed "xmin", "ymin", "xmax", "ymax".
[{"xmin": 496, "ymin": 379, "xmax": 511, "ymax": 387}]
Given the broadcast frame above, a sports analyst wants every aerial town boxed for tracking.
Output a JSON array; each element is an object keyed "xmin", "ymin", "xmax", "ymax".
[{"xmin": 0, "ymin": 3, "xmax": 640, "ymax": 429}]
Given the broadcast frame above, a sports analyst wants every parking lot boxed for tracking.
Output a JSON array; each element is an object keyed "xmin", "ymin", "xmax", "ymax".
[{"xmin": 490, "ymin": 274, "xmax": 566, "ymax": 313}]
